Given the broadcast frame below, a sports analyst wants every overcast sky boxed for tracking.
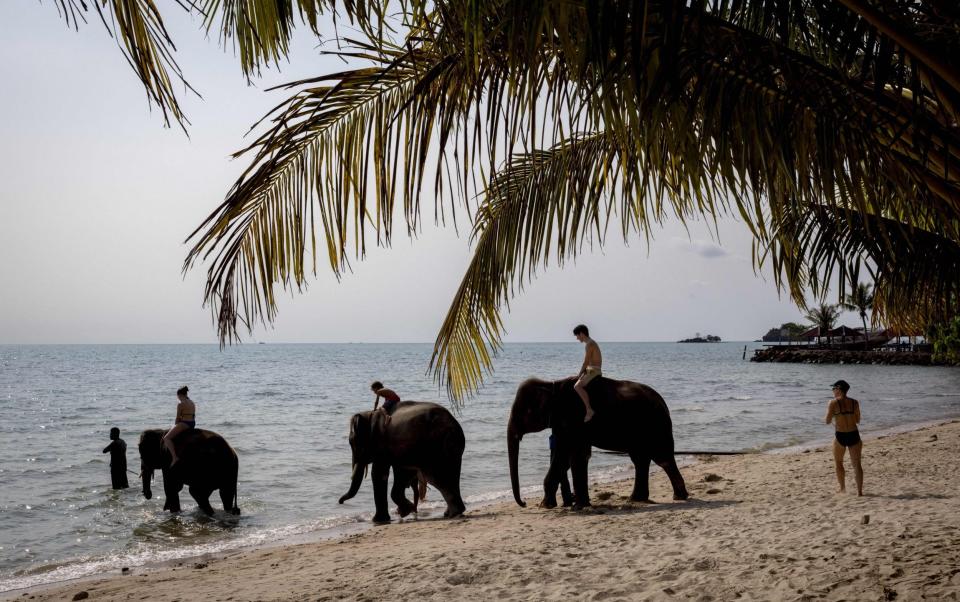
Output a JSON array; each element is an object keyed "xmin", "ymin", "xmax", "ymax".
[{"xmin": 0, "ymin": 4, "xmax": 850, "ymax": 344}]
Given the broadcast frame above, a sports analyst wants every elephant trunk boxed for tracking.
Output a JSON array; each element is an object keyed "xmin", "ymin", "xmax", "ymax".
[
  {"xmin": 142, "ymin": 467, "xmax": 154, "ymax": 500},
  {"xmin": 339, "ymin": 463, "xmax": 364, "ymax": 504},
  {"xmin": 507, "ymin": 424, "xmax": 525, "ymax": 507}
]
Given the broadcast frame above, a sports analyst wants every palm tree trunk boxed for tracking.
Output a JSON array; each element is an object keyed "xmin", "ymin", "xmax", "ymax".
[{"xmin": 861, "ymin": 312, "xmax": 869, "ymax": 351}]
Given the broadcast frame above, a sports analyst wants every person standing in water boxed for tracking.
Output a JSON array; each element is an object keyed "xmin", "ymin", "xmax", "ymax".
[
  {"xmin": 573, "ymin": 324, "xmax": 602, "ymax": 422},
  {"xmin": 824, "ymin": 379, "xmax": 863, "ymax": 495},
  {"xmin": 162, "ymin": 386, "xmax": 196, "ymax": 467},
  {"xmin": 102, "ymin": 427, "xmax": 129, "ymax": 489}
]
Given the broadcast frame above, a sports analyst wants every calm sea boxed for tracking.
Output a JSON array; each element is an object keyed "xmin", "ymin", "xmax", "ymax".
[{"xmin": 1, "ymin": 342, "xmax": 959, "ymax": 591}]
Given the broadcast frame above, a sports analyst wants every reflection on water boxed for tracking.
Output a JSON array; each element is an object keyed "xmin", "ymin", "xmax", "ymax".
[{"xmin": 1, "ymin": 342, "xmax": 958, "ymax": 591}]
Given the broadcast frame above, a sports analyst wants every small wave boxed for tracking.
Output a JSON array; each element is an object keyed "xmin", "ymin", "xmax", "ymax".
[
  {"xmin": 673, "ymin": 406, "xmax": 706, "ymax": 413},
  {"xmin": 744, "ymin": 436, "xmax": 809, "ymax": 453},
  {"xmin": 0, "ymin": 513, "xmax": 366, "ymax": 593}
]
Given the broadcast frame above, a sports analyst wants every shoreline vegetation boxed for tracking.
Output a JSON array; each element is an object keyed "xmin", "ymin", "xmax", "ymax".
[{"xmin": 7, "ymin": 420, "xmax": 959, "ymax": 601}]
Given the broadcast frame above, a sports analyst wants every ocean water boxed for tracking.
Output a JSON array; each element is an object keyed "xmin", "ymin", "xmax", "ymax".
[{"xmin": 1, "ymin": 342, "xmax": 959, "ymax": 591}]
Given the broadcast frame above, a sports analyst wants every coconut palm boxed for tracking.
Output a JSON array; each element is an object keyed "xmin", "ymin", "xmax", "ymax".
[
  {"xmin": 47, "ymin": 1, "xmax": 960, "ymax": 401},
  {"xmin": 841, "ymin": 282, "xmax": 875, "ymax": 350},
  {"xmin": 804, "ymin": 303, "xmax": 842, "ymax": 347}
]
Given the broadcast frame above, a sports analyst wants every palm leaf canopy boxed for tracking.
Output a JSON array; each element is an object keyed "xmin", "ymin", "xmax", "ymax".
[{"xmin": 56, "ymin": 1, "xmax": 960, "ymax": 402}]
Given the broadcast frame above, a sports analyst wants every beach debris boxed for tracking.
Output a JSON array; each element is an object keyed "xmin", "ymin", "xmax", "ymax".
[
  {"xmin": 596, "ymin": 491, "xmax": 614, "ymax": 501},
  {"xmin": 706, "ymin": 488, "xmax": 721, "ymax": 494},
  {"xmin": 662, "ymin": 588, "xmax": 675, "ymax": 595},
  {"xmin": 71, "ymin": 592, "xmax": 89, "ymax": 601},
  {"xmin": 121, "ymin": 567, "xmax": 129, "ymax": 573},
  {"xmin": 926, "ymin": 434, "xmax": 938, "ymax": 442},
  {"xmin": 194, "ymin": 562, "xmax": 208, "ymax": 569},
  {"xmin": 883, "ymin": 586, "xmax": 898, "ymax": 600},
  {"xmin": 703, "ymin": 473, "xmax": 723, "ymax": 482},
  {"xmin": 861, "ymin": 514, "xmax": 870, "ymax": 525}
]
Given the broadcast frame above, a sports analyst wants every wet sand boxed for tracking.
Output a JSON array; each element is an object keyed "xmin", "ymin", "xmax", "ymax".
[{"xmin": 7, "ymin": 420, "xmax": 960, "ymax": 601}]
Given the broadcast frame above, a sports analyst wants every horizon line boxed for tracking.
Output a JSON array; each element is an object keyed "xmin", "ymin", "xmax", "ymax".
[{"xmin": 0, "ymin": 339, "xmax": 759, "ymax": 346}]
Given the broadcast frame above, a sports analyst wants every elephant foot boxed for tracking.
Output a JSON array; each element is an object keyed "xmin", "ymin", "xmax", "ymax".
[
  {"xmin": 571, "ymin": 501, "xmax": 592, "ymax": 511},
  {"xmin": 230, "ymin": 507, "xmax": 241, "ymax": 515},
  {"xmin": 443, "ymin": 507, "xmax": 465, "ymax": 519},
  {"xmin": 538, "ymin": 498, "xmax": 558, "ymax": 509},
  {"xmin": 561, "ymin": 499, "xmax": 574, "ymax": 508},
  {"xmin": 395, "ymin": 501, "xmax": 415, "ymax": 518},
  {"xmin": 674, "ymin": 491, "xmax": 689, "ymax": 501},
  {"xmin": 372, "ymin": 513, "xmax": 392, "ymax": 525}
]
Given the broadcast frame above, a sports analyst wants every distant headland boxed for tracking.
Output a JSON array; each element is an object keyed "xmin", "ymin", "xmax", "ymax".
[{"xmin": 678, "ymin": 334, "xmax": 721, "ymax": 343}]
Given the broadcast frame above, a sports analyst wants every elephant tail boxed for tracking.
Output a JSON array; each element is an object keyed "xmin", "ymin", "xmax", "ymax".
[{"xmin": 229, "ymin": 452, "xmax": 241, "ymax": 515}]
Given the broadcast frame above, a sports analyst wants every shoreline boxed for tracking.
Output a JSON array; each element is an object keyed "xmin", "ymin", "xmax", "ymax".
[{"xmin": 5, "ymin": 417, "xmax": 960, "ymax": 600}]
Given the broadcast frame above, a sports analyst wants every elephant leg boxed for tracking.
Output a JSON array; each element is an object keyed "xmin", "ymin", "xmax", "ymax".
[
  {"xmin": 559, "ymin": 462, "xmax": 573, "ymax": 506},
  {"xmin": 654, "ymin": 455, "xmax": 689, "ymax": 500},
  {"xmin": 189, "ymin": 485, "xmax": 215, "ymax": 516},
  {"xmin": 219, "ymin": 485, "xmax": 240, "ymax": 515},
  {"xmin": 410, "ymin": 475, "xmax": 420, "ymax": 513},
  {"xmin": 541, "ymin": 446, "xmax": 569, "ymax": 509},
  {"xmin": 428, "ymin": 463, "xmax": 465, "ymax": 519},
  {"xmin": 371, "ymin": 462, "xmax": 392, "ymax": 524},
  {"xmin": 628, "ymin": 451, "xmax": 652, "ymax": 502},
  {"xmin": 569, "ymin": 443, "xmax": 592, "ymax": 510},
  {"xmin": 162, "ymin": 472, "xmax": 182, "ymax": 513},
  {"xmin": 390, "ymin": 467, "xmax": 417, "ymax": 518}
]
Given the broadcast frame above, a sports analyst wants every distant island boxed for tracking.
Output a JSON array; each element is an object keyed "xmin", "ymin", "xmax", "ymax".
[{"xmin": 678, "ymin": 334, "xmax": 721, "ymax": 343}]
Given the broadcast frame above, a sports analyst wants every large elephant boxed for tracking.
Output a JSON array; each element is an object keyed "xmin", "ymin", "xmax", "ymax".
[
  {"xmin": 338, "ymin": 401, "xmax": 466, "ymax": 524},
  {"xmin": 508, "ymin": 376, "xmax": 688, "ymax": 509},
  {"xmin": 138, "ymin": 428, "xmax": 240, "ymax": 516}
]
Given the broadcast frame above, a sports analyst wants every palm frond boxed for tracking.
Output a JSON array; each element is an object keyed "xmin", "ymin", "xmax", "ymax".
[
  {"xmin": 200, "ymin": 1, "xmax": 341, "ymax": 77},
  {"xmin": 163, "ymin": 1, "xmax": 960, "ymax": 401},
  {"xmin": 430, "ymin": 119, "xmax": 730, "ymax": 401},
  {"xmin": 53, "ymin": 0, "xmax": 198, "ymax": 128},
  {"xmin": 761, "ymin": 205, "xmax": 960, "ymax": 332},
  {"xmin": 183, "ymin": 42, "xmax": 476, "ymax": 343}
]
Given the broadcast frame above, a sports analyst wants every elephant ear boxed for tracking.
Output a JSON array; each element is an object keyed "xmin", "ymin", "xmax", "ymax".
[{"xmin": 349, "ymin": 412, "xmax": 374, "ymax": 457}]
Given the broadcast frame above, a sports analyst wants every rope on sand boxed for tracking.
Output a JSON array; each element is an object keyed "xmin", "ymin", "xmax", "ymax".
[{"xmin": 599, "ymin": 450, "xmax": 750, "ymax": 456}]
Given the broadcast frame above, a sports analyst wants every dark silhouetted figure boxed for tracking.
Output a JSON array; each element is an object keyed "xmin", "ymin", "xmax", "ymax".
[
  {"xmin": 102, "ymin": 427, "xmax": 129, "ymax": 489},
  {"xmin": 548, "ymin": 432, "xmax": 573, "ymax": 506}
]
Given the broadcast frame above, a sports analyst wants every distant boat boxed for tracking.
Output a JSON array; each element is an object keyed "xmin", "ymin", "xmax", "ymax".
[{"xmin": 258, "ymin": 342, "xmax": 266, "ymax": 345}]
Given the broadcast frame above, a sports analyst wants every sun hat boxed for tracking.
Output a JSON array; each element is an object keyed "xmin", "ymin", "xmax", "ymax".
[{"xmin": 831, "ymin": 380, "xmax": 850, "ymax": 392}]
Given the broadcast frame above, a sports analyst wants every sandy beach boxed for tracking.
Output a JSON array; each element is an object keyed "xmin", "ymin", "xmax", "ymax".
[{"xmin": 7, "ymin": 421, "xmax": 960, "ymax": 602}]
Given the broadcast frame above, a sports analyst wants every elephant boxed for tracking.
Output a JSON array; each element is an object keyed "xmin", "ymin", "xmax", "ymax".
[
  {"xmin": 508, "ymin": 376, "xmax": 689, "ymax": 510},
  {"xmin": 338, "ymin": 401, "xmax": 466, "ymax": 524},
  {"xmin": 138, "ymin": 428, "xmax": 240, "ymax": 516}
]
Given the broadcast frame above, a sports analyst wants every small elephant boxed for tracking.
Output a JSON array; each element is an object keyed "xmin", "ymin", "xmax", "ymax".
[
  {"xmin": 508, "ymin": 376, "xmax": 688, "ymax": 509},
  {"xmin": 339, "ymin": 402, "xmax": 466, "ymax": 523},
  {"xmin": 138, "ymin": 428, "xmax": 240, "ymax": 516}
]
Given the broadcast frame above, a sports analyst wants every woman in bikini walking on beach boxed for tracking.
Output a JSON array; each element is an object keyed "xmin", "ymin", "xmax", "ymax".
[{"xmin": 824, "ymin": 379, "xmax": 863, "ymax": 495}]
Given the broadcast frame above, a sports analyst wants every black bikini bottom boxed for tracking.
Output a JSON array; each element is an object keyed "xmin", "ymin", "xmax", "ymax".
[{"xmin": 835, "ymin": 430, "xmax": 861, "ymax": 447}]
